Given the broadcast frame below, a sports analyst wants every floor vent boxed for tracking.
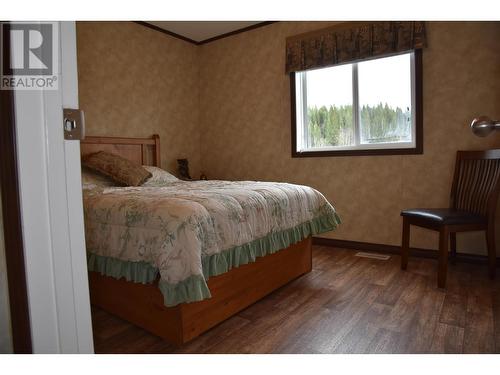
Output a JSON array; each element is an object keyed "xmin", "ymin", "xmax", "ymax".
[{"xmin": 355, "ymin": 252, "xmax": 391, "ymax": 261}]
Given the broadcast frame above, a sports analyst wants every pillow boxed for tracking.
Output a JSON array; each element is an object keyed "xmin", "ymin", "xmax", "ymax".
[
  {"xmin": 82, "ymin": 151, "xmax": 152, "ymax": 186},
  {"xmin": 81, "ymin": 166, "xmax": 116, "ymax": 188},
  {"xmin": 142, "ymin": 166, "xmax": 179, "ymax": 187}
]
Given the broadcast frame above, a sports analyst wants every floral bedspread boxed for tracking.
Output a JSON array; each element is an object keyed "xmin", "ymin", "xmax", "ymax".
[{"xmin": 83, "ymin": 180, "xmax": 340, "ymax": 306}]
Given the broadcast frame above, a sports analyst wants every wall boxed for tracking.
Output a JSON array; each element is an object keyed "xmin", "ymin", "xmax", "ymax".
[
  {"xmin": 77, "ymin": 22, "xmax": 201, "ymax": 177},
  {"xmin": 199, "ymin": 21, "xmax": 500, "ymax": 254},
  {"xmin": 76, "ymin": 21, "xmax": 500, "ymax": 255}
]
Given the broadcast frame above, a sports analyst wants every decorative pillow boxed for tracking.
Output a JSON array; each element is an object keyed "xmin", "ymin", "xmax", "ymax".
[
  {"xmin": 81, "ymin": 166, "xmax": 116, "ymax": 188},
  {"xmin": 82, "ymin": 151, "xmax": 152, "ymax": 186},
  {"xmin": 142, "ymin": 166, "xmax": 179, "ymax": 187}
]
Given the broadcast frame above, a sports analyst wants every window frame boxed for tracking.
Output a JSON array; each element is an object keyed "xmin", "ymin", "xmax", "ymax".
[{"xmin": 290, "ymin": 50, "xmax": 423, "ymax": 158}]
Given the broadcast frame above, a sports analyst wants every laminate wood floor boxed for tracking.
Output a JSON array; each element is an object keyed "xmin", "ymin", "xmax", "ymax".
[{"xmin": 91, "ymin": 246, "xmax": 500, "ymax": 353}]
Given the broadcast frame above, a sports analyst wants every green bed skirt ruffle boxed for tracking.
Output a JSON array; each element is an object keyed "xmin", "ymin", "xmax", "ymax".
[
  {"xmin": 87, "ymin": 209, "xmax": 341, "ymax": 307},
  {"xmin": 87, "ymin": 253, "xmax": 158, "ymax": 284}
]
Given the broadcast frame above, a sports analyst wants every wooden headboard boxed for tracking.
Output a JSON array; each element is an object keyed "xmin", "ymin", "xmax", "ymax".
[{"xmin": 80, "ymin": 135, "xmax": 161, "ymax": 167}]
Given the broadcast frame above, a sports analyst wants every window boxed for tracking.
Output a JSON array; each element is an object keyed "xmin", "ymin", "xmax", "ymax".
[{"xmin": 291, "ymin": 51, "xmax": 422, "ymax": 157}]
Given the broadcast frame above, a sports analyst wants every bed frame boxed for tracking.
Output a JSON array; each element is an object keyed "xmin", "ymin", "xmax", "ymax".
[{"xmin": 81, "ymin": 134, "xmax": 312, "ymax": 346}]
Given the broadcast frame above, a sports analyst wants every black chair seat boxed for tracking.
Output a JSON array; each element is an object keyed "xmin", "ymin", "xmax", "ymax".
[{"xmin": 401, "ymin": 208, "xmax": 487, "ymax": 225}]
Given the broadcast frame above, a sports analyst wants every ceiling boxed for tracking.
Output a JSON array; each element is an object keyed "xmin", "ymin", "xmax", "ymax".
[{"xmin": 145, "ymin": 21, "xmax": 263, "ymax": 43}]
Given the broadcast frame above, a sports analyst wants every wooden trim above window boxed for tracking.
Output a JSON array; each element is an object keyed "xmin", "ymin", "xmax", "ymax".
[
  {"xmin": 285, "ymin": 21, "xmax": 426, "ymax": 74},
  {"xmin": 290, "ymin": 49, "xmax": 423, "ymax": 158}
]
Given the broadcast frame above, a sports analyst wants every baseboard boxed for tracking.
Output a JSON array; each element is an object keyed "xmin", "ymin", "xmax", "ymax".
[{"xmin": 312, "ymin": 237, "xmax": 499, "ymax": 266}]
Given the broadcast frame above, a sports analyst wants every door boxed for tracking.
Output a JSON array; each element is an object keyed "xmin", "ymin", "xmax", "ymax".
[
  {"xmin": 8, "ymin": 21, "xmax": 93, "ymax": 353},
  {"xmin": 0, "ymin": 187, "xmax": 13, "ymax": 353}
]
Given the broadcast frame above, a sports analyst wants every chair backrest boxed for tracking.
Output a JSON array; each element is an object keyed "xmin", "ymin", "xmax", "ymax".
[{"xmin": 450, "ymin": 149, "xmax": 500, "ymax": 218}]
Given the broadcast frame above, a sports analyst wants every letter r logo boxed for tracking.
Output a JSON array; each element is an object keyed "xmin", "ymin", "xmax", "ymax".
[{"xmin": 2, "ymin": 23, "xmax": 53, "ymax": 76}]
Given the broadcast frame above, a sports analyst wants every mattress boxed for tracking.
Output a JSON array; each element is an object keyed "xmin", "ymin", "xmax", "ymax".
[{"xmin": 83, "ymin": 180, "xmax": 340, "ymax": 306}]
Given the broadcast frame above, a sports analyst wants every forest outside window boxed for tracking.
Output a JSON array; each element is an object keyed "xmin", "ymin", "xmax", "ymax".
[{"xmin": 291, "ymin": 50, "xmax": 422, "ymax": 157}]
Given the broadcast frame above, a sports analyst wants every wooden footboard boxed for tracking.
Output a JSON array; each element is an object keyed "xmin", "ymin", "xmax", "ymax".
[{"xmin": 89, "ymin": 236, "xmax": 312, "ymax": 346}]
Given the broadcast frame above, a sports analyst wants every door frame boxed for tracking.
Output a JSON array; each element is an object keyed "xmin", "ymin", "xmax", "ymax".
[
  {"xmin": 1, "ymin": 21, "xmax": 94, "ymax": 353},
  {"xmin": 0, "ymin": 22, "xmax": 32, "ymax": 354}
]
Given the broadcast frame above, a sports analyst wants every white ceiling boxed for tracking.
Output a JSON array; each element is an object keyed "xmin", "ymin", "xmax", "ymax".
[{"xmin": 146, "ymin": 21, "xmax": 262, "ymax": 42}]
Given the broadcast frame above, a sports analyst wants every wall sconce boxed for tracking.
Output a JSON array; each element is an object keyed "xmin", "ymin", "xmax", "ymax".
[{"xmin": 470, "ymin": 116, "xmax": 500, "ymax": 137}]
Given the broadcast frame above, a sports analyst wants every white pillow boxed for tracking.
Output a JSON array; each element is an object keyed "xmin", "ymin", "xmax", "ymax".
[{"xmin": 141, "ymin": 166, "xmax": 179, "ymax": 187}]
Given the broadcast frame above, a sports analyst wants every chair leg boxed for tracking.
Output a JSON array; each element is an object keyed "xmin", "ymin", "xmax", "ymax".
[
  {"xmin": 401, "ymin": 217, "xmax": 410, "ymax": 270},
  {"xmin": 438, "ymin": 226, "xmax": 449, "ymax": 288},
  {"xmin": 486, "ymin": 226, "xmax": 496, "ymax": 279},
  {"xmin": 450, "ymin": 232, "xmax": 457, "ymax": 265}
]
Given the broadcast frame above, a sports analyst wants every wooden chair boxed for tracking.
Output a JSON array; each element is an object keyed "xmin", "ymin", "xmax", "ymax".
[{"xmin": 400, "ymin": 150, "xmax": 500, "ymax": 288}]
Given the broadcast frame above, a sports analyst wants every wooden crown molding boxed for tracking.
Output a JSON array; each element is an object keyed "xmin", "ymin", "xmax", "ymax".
[{"xmin": 134, "ymin": 21, "xmax": 277, "ymax": 46}]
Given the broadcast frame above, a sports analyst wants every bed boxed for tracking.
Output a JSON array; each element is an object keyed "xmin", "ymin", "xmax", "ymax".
[{"xmin": 81, "ymin": 134, "xmax": 340, "ymax": 345}]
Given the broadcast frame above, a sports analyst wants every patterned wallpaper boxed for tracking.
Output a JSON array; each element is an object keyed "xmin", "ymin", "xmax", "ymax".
[
  {"xmin": 77, "ymin": 21, "xmax": 500, "ymax": 255},
  {"xmin": 198, "ymin": 22, "xmax": 500, "ymax": 254},
  {"xmin": 76, "ymin": 22, "xmax": 201, "ymax": 178}
]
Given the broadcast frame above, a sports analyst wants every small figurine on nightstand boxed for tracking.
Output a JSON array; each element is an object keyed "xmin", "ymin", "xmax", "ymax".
[{"xmin": 177, "ymin": 158, "xmax": 192, "ymax": 180}]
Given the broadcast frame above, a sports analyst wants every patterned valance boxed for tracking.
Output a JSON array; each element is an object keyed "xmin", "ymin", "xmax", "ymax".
[{"xmin": 285, "ymin": 21, "xmax": 426, "ymax": 73}]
